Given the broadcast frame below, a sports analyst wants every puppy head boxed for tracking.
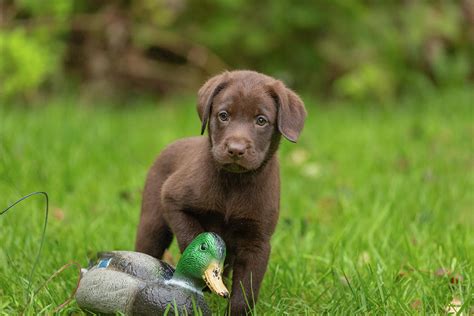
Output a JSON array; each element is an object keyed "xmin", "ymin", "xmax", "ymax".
[{"xmin": 197, "ymin": 70, "xmax": 306, "ymax": 173}]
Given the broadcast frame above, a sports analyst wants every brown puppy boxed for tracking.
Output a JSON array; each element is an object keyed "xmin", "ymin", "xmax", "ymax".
[{"xmin": 136, "ymin": 70, "xmax": 306, "ymax": 315}]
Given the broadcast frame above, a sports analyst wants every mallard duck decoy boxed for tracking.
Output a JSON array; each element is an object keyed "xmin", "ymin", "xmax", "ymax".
[{"xmin": 75, "ymin": 232, "xmax": 228, "ymax": 315}]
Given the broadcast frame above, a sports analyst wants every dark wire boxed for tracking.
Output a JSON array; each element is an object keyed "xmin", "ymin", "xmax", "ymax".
[{"xmin": 1, "ymin": 192, "xmax": 49, "ymax": 298}]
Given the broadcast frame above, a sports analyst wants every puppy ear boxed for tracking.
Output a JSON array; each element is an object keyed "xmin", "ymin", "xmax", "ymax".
[
  {"xmin": 197, "ymin": 72, "xmax": 229, "ymax": 135},
  {"xmin": 270, "ymin": 81, "xmax": 307, "ymax": 142}
]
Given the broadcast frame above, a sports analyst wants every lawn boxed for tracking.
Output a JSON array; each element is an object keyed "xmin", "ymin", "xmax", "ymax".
[{"xmin": 0, "ymin": 88, "xmax": 472, "ymax": 314}]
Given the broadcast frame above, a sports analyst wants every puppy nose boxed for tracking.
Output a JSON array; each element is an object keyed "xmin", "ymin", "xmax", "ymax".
[{"xmin": 227, "ymin": 142, "xmax": 247, "ymax": 158}]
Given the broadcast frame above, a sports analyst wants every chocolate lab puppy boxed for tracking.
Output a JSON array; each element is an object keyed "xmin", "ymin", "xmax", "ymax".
[{"xmin": 136, "ymin": 70, "xmax": 306, "ymax": 314}]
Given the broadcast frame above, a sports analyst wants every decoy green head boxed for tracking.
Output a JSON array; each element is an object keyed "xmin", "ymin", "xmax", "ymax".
[{"xmin": 173, "ymin": 232, "xmax": 229, "ymax": 298}]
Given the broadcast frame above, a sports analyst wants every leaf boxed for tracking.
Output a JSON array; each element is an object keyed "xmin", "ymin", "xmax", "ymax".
[
  {"xmin": 302, "ymin": 163, "xmax": 321, "ymax": 178},
  {"xmin": 53, "ymin": 207, "xmax": 65, "ymax": 221},
  {"xmin": 357, "ymin": 251, "xmax": 371, "ymax": 266},
  {"xmin": 435, "ymin": 267, "xmax": 451, "ymax": 277},
  {"xmin": 450, "ymin": 273, "xmax": 464, "ymax": 284},
  {"xmin": 163, "ymin": 250, "xmax": 176, "ymax": 266},
  {"xmin": 445, "ymin": 297, "xmax": 462, "ymax": 315},
  {"xmin": 410, "ymin": 299, "xmax": 422, "ymax": 311},
  {"xmin": 289, "ymin": 149, "xmax": 309, "ymax": 165}
]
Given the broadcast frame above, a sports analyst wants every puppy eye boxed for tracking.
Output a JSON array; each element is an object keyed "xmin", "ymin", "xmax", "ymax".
[
  {"xmin": 218, "ymin": 111, "xmax": 229, "ymax": 122},
  {"xmin": 200, "ymin": 243, "xmax": 208, "ymax": 251},
  {"xmin": 256, "ymin": 115, "xmax": 268, "ymax": 126}
]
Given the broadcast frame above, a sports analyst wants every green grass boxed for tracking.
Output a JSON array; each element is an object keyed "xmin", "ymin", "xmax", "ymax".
[{"xmin": 0, "ymin": 89, "xmax": 472, "ymax": 314}]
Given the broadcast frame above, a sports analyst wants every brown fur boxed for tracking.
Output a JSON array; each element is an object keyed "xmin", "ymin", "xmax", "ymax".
[{"xmin": 136, "ymin": 70, "xmax": 306, "ymax": 315}]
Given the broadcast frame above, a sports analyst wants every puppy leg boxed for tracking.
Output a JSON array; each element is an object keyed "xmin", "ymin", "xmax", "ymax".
[
  {"xmin": 223, "ymin": 253, "xmax": 235, "ymax": 279},
  {"xmin": 229, "ymin": 242, "xmax": 270, "ymax": 315},
  {"xmin": 135, "ymin": 212, "xmax": 173, "ymax": 259},
  {"xmin": 136, "ymin": 174, "xmax": 173, "ymax": 258},
  {"xmin": 163, "ymin": 208, "xmax": 205, "ymax": 252}
]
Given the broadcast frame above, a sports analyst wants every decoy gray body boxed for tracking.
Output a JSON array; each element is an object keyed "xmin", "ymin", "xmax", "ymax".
[{"xmin": 75, "ymin": 233, "xmax": 228, "ymax": 315}]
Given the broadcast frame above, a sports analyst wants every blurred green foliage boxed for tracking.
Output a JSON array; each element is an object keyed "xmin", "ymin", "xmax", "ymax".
[
  {"xmin": 0, "ymin": 0, "xmax": 70, "ymax": 100},
  {"xmin": 179, "ymin": 0, "xmax": 472, "ymax": 100},
  {"xmin": 0, "ymin": 0, "xmax": 472, "ymax": 102},
  {"xmin": 0, "ymin": 29, "xmax": 51, "ymax": 99}
]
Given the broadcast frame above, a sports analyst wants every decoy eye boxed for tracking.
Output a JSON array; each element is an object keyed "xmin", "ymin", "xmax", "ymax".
[{"xmin": 200, "ymin": 243, "xmax": 208, "ymax": 251}]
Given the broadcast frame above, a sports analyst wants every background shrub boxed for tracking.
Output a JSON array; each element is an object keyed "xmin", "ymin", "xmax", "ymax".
[{"xmin": 0, "ymin": 0, "xmax": 472, "ymax": 102}]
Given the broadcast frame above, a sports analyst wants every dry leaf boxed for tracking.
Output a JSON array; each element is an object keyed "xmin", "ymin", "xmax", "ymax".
[
  {"xmin": 302, "ymin": 163, "xmax": 321, "ymax": 178},
  {"xmin": 396, "ymin": 270, "xmax": 408, "ymax": 280},
  {"xmin": 339, "ymin": 276, "xmax": 350, "ymax": 286},
  {"xmin": 422, "ymin": 169, "xmax": 434, "ymax": 182},
  {"xmin": 397, "ymin": 265, "xmax": 415, "ymax": 280},
  {"xmin": 163, "ymin": 250, "xmax": 176, "ymax": 266},
  {"xmin": 411, "ymin": 299, "xmax": 422, "ymax": 311},
  {"xmin": 316, "ymin": 197, "xmax": 338, "ymax": 223},
  {"xmin": 289, "ymin": 149, "xmax": 309, "ymax": 165},
  {"xmin": 53, "ymin": 207, "xmax": 65, "ymax": 221},
  {"xmin": 395, "ymin": 156, "xmax": 410, "ymax": 172},
  {"xmin": 445, "ymin": 297, "xmax": 462, "ymax": 315},
  {"xmin": 358, "ymin": 251, "xmax": 371, "ymax": 266},
  {"xmin": 317, "ymin": 197, "xmax": 337, "ymax": 209},
  {"xmin": 450, "ymin": 273, "xmax": 464, "ymax": 284},
  {"xmin": 435, "ymin": 268, "xmax": 451, "ymax": 277}
]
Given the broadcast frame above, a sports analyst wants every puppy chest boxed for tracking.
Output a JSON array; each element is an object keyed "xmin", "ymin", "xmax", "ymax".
[{"xmin": 195, "ymin": 212, "xmax": 271, "ymax": 245}]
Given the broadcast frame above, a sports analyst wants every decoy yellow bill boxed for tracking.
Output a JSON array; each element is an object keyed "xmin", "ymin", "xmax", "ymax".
[{"xmin": 203, "ymin": 261, "xmax": 229, "ymax": 298}]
